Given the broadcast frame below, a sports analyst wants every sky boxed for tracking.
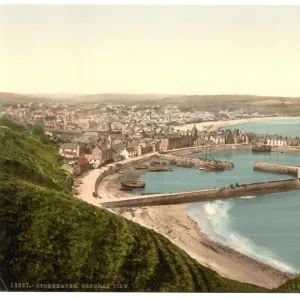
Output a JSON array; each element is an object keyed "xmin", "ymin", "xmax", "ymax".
[{"xmin": 1, "ymin": 5, "xmax": 300, "ymax": 96}]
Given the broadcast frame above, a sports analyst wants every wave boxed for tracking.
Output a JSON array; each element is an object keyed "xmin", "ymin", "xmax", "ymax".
[
  {"xmin": 200, "ymin": 200, "xmax": 297, "ymax": 273},
  {"xmin": 237, "ymin": 196, "xmax": 256, "ymax": 199}
]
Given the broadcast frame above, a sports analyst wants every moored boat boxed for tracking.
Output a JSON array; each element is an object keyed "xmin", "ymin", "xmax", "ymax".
[
  {"xmin": 121, "ymin": 180, "xmax": 146, "ymax": 188},
  {"xmin": 148, "ymin": 166, "xmax": 173, "ymax": 172},
  {"xmin": 134, "ymin": 164, "xmax": 149, "ymax": 170},
  {"xmin": 252, "ymin": 145, "xmax": 272, "ymax": 152}
]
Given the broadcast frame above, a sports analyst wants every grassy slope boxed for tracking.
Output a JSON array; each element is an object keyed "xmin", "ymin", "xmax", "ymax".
[
  {"xmin": 276, "ymin": 276, "xmax": 300, "ymax": 293},
  {"xmin": 0, "ymin": 120, "xmax": 72, "ymax": 190},
  {"xmin": 0, "ymin": 119, "xmax": 293, "ymax": 292},
  {"xmin": 0, "ymin": 178, "xmax": 265, "ymax": 292}
]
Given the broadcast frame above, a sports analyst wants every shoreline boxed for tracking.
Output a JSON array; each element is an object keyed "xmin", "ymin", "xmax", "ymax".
[
  {"xmin": 174, "ymin": 116, "xmax": 300, "ymax": 132},
  {"xmin": 111, "ymin": 200, "xmax": 293, "ymax": 289},
  {"xmin": 77, "ymin": 159, "xmax": 294, "ymax": 289}
]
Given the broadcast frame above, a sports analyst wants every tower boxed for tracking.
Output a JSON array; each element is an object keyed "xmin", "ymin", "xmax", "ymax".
[{"xmin": 191, "ymin": 124, "xmax": 198, "ymax": 139}]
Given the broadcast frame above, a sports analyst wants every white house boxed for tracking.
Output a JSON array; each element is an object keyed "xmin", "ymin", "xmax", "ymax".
[
  {"xmin": 121, "ymin": 147, "xmax": 137, "ymax": 159},
  {"xmin": 85, "ymin": 146, "xmax": 102, "ymax": 168},
  {"xmin": 267, "ymin": 138, "xmax": 287, "ymax": 146},
  {"xmin": 209, "ymin": 133, "xmax": 226, "ymax": 144},
  {"xmin": 121, "ymin": 148, "xmax": 130, "ymax": 159}
]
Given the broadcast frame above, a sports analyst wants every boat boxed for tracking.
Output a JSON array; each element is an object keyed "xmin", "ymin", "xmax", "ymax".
[
  {"xmin": 121, "ymin": 180, "xmax": 146, "ymax": 188},
  {"xmin": 252, "ymin": 145, "xmax": 272, "ymax": 152},
  {"xmin": 199, "ymin": 167, "xmax": 211, "ymax": 171},
  {"xmin": 119, "ymin": 187, "xmax": 132, "ymax": 191},
  {"xmin": 148, "ymin": 166, "xmax": 172, "ymax": 172},
  {"xmin": 150, "ymin": 161, "xmax": 160, "ymax": 166},
  {"xmin": 134, "ymin": 164, "xmax": 149, "ymax": 170},
  {"xmin": 199, "ymin": 165, "xmax": 225, "ymax": 171},
  {"xmin": 199, "ymin": 159, "xmax": 227, "ymax": 171},
  {"xmin": 177, "ymin": 161, "xmax": 194, "ymax": 168}
]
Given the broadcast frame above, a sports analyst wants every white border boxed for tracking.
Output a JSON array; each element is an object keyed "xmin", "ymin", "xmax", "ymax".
[
  {"xmin": 1, "ymin": 1, "xmax": 300, "ymax": 300},
  {"xmin": 0, "ymin": 0, "xmax": 300, "ymax": 5}
]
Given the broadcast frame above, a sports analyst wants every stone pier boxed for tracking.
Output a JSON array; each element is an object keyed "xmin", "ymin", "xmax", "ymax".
[
  {"xmin": 253, "ymin": 162, "xmax": 300, "ymax": 176},
  {"xmin": 102, "ymin": 178, "xmax": 300, "ymax": 208}
]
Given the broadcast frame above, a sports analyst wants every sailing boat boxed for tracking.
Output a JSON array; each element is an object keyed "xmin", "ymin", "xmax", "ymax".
[{"xmin": 199, "ymin": 143, "xmax": 226, "ymax": 171}]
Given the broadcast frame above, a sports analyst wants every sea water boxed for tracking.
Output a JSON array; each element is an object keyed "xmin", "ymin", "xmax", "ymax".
[
  {"xmin": 222, "ymin": 118, "xmax": 300, "ymax": 137},
  {"xmin": 137, "ymin": 150, "xmax": 300, "ymax": 273}
]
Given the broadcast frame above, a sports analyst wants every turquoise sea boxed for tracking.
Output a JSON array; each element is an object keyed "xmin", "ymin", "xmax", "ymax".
[
  {"xmin": 136, "ymin": 119, "xmax": 300, "ymax": 273},
  {"xmin": 222, "ymin": 118, "xmax": 300, "ymax": 137}
]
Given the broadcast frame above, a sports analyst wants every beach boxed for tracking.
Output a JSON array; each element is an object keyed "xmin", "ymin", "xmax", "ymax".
[
  {"xmin": 77, "ymin": 157, "xmax": 294, "ymax": 289},
  {"xmin": 175, "ymin": 116, "xmax": 300, "ymax": 132}
]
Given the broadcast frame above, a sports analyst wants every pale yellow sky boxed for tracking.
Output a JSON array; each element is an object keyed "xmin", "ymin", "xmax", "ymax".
[{"xmin": 1, "ymin": 5, "xmax": 300, "ymax": 96}]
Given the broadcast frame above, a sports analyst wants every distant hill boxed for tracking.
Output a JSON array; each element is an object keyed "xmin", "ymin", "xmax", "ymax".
[
  {"xmin": 49, "ymin": 93, "xmax": 179, "ymax": 104},
  {"xmin": 0, "ymin": 92, "xmax": 50, "ymax": 104},
  {"xmin": 1, "ymin": 92, "xmax": 300, "ymax": 115},
  {"xmin": 0, "ymin": 119, "xmax": 269, "ymax": 292},
  {"xmin": 162, "ymin": 94, "xmax": 300, "ymax": 115}
]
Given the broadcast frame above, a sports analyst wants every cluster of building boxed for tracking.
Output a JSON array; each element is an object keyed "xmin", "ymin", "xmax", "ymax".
[
  {"xmin": 194, "ymin": 129, "xmax": 249, "ymax": 146},
  {"xmin": 1, "ymin": 101, "xmax": 264, "ymax": 140},
  {"xmin": 53, "ymin": 125, "xmax": 254, "ymax": 176},
  {"xmin": 2, "ymin": 101, "xmax": 299, "ymax": 178},
  {"xmin": 251, "ymin": 134, "xmax": 300, "ymax": 147}
]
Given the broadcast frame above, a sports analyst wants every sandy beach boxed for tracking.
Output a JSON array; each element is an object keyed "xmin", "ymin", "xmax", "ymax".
[
  {"xmin": 112, "ymin": 204, "xmax": 293, "ymax": 289},
  {"xmin": 77, "ymin": 160, "xmax": 294, "ymax": 289},
  {"xmin": 175, "ymin": 116, "xmax": 300, "ymax": 132}
]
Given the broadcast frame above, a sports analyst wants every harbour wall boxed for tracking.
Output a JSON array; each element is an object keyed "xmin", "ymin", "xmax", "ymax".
[
  {"xmin": 102, "ymin": 178, "xmax": 300, "ymax": 208},
  {"xmin": 253, "ymin": 162, "xmax": 300, "ymax": 177},
  {"xmin": 163, "ymin": 145, "xmax": 300, "ymax": 156},
  {"xmin": 159, "ymin": 154, "xmax": 234, "ymax": 169},
  {"xmin": 162, "ymin": 144, "xmax": 251, "ymax": 156},
  {"xmin": 271, "ymin": 146, "xmax": 300, "ymax": 153}
]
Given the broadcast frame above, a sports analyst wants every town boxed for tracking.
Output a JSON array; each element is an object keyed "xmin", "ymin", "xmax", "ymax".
[{"xmin": 1, "ymin": 100, "xmax": 300, "ymax": 179}]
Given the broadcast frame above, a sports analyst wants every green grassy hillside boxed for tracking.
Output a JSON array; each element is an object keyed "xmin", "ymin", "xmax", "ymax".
[
  {"xmin": 0, "ymin": 119, "xmax": 72, "ymax": 190},
  {"xmin": 0, "ymin": 119, "xmax": 294, "ymax": 292},
  {"xmin": 276, "ymin": 276, "xmax": 300, "ymax": 293},
  {"xmin": 0, "ymin": 178, "xmax": 266, "ymax": 292}
]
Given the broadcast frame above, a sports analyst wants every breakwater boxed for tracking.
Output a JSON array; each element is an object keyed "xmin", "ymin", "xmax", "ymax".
[
  {"xmin": 102, "ymin": 178, "xmax": 300, "ymax": 208},
  {"xmin": 253, "ymin": 162, "xmax": 300, "ymax": 177},
  {"xmin": 159, "ymin": 154, "xmax": 234, "ymax": 170}
]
